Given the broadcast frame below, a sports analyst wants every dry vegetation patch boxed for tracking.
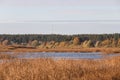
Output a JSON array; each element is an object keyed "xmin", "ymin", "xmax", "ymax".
[
  {"xmin": 0, "ymin": 53, "xmax": 16, "ymax": 60},
  {"xmin": 0, "ymin": 57, "xmax": 120, "ymax": 80}
]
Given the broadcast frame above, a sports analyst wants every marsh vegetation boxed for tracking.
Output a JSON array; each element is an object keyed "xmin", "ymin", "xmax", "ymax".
[
  {"xmin": 0, "ymin": 56, "xmax": 120, "ymax": 80},
  {"xmin": 0, "ymin": 34, "xmax": 120, "ymax": 80}
]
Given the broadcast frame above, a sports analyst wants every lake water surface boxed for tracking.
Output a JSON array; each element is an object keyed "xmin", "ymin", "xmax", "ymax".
[{"xmin": 14, "ymin": 52, "xmax": 120, "ymax": 59}]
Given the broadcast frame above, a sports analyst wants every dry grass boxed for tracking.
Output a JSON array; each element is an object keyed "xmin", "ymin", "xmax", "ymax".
[
  {"xmin": 0, "ymin": 53, "xmax": 16, "ymax": 60},
  {"xmin": 0, "ymin": 45, "xmax": 120, "ymax": 54},
  {"xmin": 0, "ymin": 57, "xmax": 120, "ymax": 80},
  {"xmin": 6, "ymin": 48, "xmax": 120, "ymax": 54}
]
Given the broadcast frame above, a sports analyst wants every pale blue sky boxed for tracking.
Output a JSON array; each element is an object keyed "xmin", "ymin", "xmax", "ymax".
[{"xmin": 0, "ymin": 0, "xmax": 120, "ymax": 34}]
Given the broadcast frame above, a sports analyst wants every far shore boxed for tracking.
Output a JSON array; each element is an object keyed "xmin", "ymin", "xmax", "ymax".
[{"xmin": 0, "ymin": 45, "xmax": 120, "ymax": 54}]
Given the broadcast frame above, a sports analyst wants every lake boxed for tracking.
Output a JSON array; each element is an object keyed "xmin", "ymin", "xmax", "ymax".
[{"xmin": 12, "ymin": 52, "xmax": 120, "ymax": 59}]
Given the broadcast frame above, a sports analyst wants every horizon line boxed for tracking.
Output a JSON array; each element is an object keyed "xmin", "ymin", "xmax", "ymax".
[
  {"xmin": 1, "ymin": 20, "xmax": 120, "ymax": 23},
  {"xmin": 0, "ymin": 33, "xmax": 119, "ymax": 35}
]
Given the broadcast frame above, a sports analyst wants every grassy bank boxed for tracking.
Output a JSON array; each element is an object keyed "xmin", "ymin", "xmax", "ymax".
[
  {"xmin": 0, "ymin": 57, "xmax": 120, "ymax": 80},
  {"xmin": 0, "ymin": 45, "xmax": 120, "ymax": 54}
]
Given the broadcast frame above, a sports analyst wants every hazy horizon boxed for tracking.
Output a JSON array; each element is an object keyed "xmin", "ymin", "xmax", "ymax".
[
  {"xmin": 0, "ymin": 0, "xmax": 120, "ymax": 34},
  {"xmin": 0, "ymin": 22, "xmax": 120, "ymax": 34}
]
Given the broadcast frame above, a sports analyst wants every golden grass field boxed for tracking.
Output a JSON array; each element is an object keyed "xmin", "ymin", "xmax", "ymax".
[
  {"xmin": 0, "ymin": 56, "xmax": 120, "ymax": 80},
  {"xmin": 0, "ymin": 45, "xmax": 120, "ymax": 80}
]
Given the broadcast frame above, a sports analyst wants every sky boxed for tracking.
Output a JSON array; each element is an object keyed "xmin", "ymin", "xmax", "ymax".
[{"xmin": 0, "ymin": 0, "xmax": 120, "ymax": 34}]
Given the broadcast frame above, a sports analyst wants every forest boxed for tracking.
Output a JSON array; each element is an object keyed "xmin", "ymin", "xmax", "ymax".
[{"xmin": 0, "ymin": 33, "xmax": 120, "ymax": 48}]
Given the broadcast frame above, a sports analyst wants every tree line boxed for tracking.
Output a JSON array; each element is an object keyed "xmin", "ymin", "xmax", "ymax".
[{"xmin": 0, "ymin": 33, "xmax": 120, "ymax": 48}]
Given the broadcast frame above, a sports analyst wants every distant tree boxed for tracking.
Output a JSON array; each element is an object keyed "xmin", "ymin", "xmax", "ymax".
[
  {"xmin": 117, "ymin": 39, "xmax": 120, "ymax": 47},
  {"xmin": 26, "ymin": 40, "xmax": 32, "ymax": 47},
  {"xmin": 100, "ymin": 39, "xmax": 111, "ymax": 47},
  {"xmin": 111, "ymin": 39, "xmax": 117, "ymax": 47},
  {"xmin": 0, "ymin": 34, "xmax": 120, "ymax": 47},
  {"xmin": 31, "ymin": 40, "xmax": 39, "ymax": 47},
  {"xmin": 95, "ymin": 41, "xmax": 101, "ymax": 47},
  {"xmin": 82, "ymin": 40, "xmax": 94, "ymax": 48},
  {"xmin": 73, "ymin": 37, "xmax": 80, "ymax": 45},
  {"xmin": 86, "ymin": 40, "xmax": 94, "ymax": 48},
  {"xmin": 113, "ymin": 33, "xmax": 119, "ymax": 40},
  {"xmin": 45, "ymin": 41, "xmax": 56, "ymax": 49},
  {"xmin": 59, "ymin": 42, "xmax": 67, "ymax": 47},
  {"xmin": 82, "ymin": 40, "xmax": 88, "ymax": 48},
  {"xmin": 2, "ymin": 40, "xmax": 9, "ymax": 46},
  {"xmin": 53, "ymin": 42, "xmax": 59, "ymax": 48}
]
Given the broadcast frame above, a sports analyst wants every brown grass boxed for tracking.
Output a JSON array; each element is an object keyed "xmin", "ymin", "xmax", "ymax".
[
  {"xmin": 0, "ymin": 53, "xmax": 16, "ymax": 60},
  {"xmin": 0, "ymin": 57, "xmax": 120, "ymax": 80},
  {"xmin": 0, "ymin": 45, "xmax": 120, "ymax": 54}
]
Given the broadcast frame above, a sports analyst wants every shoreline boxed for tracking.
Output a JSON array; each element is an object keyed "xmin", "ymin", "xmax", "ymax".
[{"xmin": 0, "ymin": 46, "xmax": 120, "ymax": 54}]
